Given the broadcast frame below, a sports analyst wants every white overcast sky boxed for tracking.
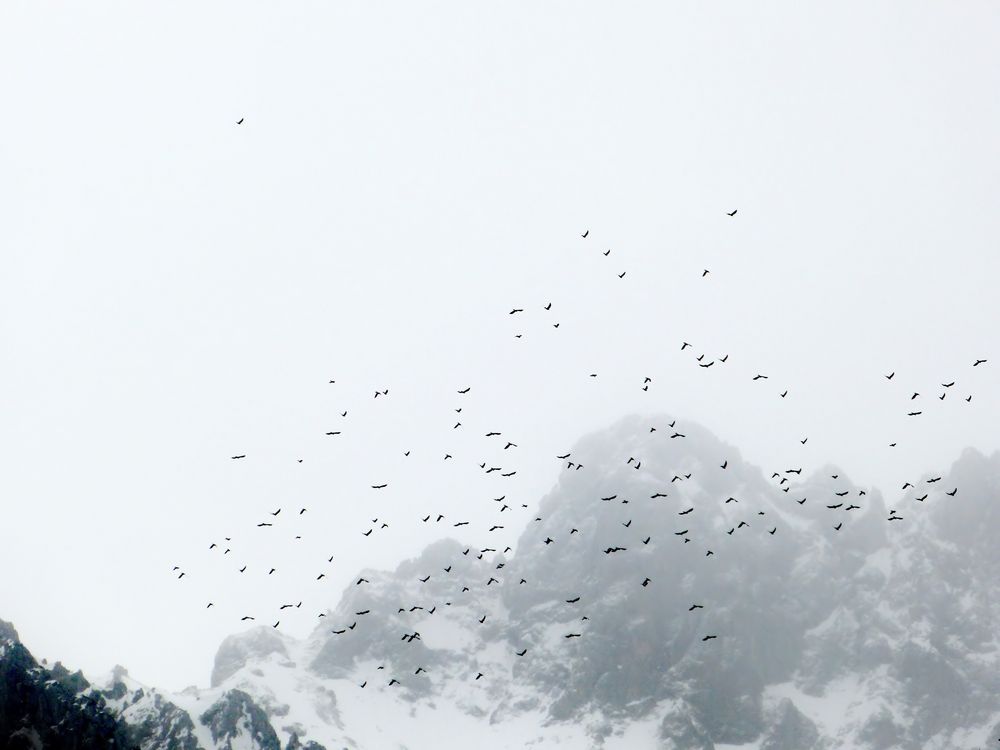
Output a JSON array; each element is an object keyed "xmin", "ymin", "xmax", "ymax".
[{"xmin": 2, "ymin": 1, "xmax": 999, "ymax": 691}]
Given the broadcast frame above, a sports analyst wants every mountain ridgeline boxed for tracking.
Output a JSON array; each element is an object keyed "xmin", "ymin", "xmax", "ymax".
[{"xmin": 4, "ymin": 415, "xmax": 1000, "ymax": 749}]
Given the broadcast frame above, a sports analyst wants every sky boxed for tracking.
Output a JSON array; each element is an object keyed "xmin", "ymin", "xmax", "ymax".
[{"xmin": 1, "ymin": 1, "xmax": 999, "ymax": 691}]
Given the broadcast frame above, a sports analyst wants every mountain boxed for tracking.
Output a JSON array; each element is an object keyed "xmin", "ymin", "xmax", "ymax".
[
  {"xmin": 6, "ymin": 415, "xmax": 1000, "ymax": 749},
  {"xmin": 0, "ymin": 619, "xmax": 135, "ymax": 750}
]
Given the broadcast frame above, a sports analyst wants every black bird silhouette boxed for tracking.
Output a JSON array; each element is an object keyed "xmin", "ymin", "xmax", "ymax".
[
  {"xmin": 236, "ymin": 118, "xmax": 244, "ymax": 125},
  {"xmin": 241, "ymin": 616, "xmax": 254, "ymax": 621},
  {"xmin": 231, "ymin": 455, "xmax": 246, "ymax": 460},
  {"xmin": 564, "ymin": 633, "xmax": 582, "ymax": 639},
  {"xmin": 726, "ymin": 209, "xmax": 737, "ymax": 216},
  {"xmin": 581, "ymin": 230, "xmax": 589, "ymax": 238},
  {"xmin": 946, "ymin": 488, "xmax": 958, "ymax": 496},
  {"xmin": 942, "ymin": 381, "xmax": 955, "ymax": 388},
  {"xmin": 834, "ymin": 522, "xmax": 843, "ymax": 530},
  {"xmin": 565, "ymin": 596, "xmax": 580, "ymax": 603},
  {"xmin": 515, "ymin": 648, "xmax": 527, "ymax": 656},
  {"xmin": 371, "ymin": 484, "xmax": 387, "ymax": 489},
  {"xmin": 885, "ymin": 372, "xmax": 895, "ymax": 380},
  {"xmin": 973, "ymin": 358, "xmax": 987, "ymax": 366},
  {"xmin": 206, "ymin": 602, "xmax": 214, "ymax": 608},
  {"xmin": 678, "ymin": 508, "xmax": 694, "ymax": 515},
  {"xmin": 618, "ymin": 271, "xmax": 626, "ymax": 279},
  {"xmin": 702, "ymin": 634, "xmax": 718, "ymax": 641},
  {"xmin": 908, "ymin": 411, "xmax": 922, "ymax": 416},
  {"xmin": 753, "ymin": 374, "xmax": 768, "ymax": 381},
  {"xmin": 721, "ymin": 460, "xmax": 728, "ymax": 469},
  {"xmin": 458, "ymin": 387, "xmax": 471, "ymax": 394},
  {"xmin": 641, "ymin": 577, "xmax": 651, "ymax": 587}
]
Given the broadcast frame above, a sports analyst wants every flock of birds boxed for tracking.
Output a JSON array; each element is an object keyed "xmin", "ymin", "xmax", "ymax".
[{"xmin": 170, "ymin": 195, "xmax": 988, "ymax": 694}]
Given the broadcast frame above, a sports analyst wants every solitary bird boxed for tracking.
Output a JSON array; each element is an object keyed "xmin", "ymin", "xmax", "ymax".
[{"xmin": 726, "ymin": 209, "xmax": 737, "ymax": 216}]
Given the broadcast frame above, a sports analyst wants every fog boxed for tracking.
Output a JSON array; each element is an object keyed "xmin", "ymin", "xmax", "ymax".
[{"xmin": 1, "ymin": 0, "xmax": 998, "ymax": 692}]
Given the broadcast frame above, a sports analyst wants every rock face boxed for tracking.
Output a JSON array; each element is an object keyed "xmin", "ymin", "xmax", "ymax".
[
  {"xmin": 0, "ymin": 619, "xmax": 136, "ymax": 749},
  {"xmin": 5, "ymin": 415, "xmax": 1000, "ymax": 749},
  {"xmin": 200, "ymin": 691, "xmax": 280, "ymax": 750}
]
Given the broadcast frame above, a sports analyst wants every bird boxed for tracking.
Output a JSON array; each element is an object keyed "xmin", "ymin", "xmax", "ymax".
[
  {"xmin": 721, "ymin": 460, "xmax": 728, "ymax": 469},
  {"xmin": 973, "ymin": 358, "xmax": 987, "ymax": 366},
  {"xmin": 753, "ymin": 374, "xmax": 768, "ymax": 381},
  {"xmin": 581, "ymin": 230, "xmax": 589, "ymax": 238},
  {"xmin": 566, "ymin": 596, "xmax": 581, "ymax": 603},
  {"xmin": 458, "ymin": 387, "xmax": 471, "ymax": 394},
  {"xmin": 371, "ymin": 484, "xmax": 388, "ymax": 489},
  {"xmin": 236, "ymin": 117, "xmax": 244, "ymax": 125},
  {"xmin": 515, "ymin": 648, "xmax": 527, "ymax": 656},
  {"xmin": 240, "ymin": 616, "xmax": 255, "ymax": 621},
  {"xmin": 702, "ymin": 269, "xmax": 710, "ymax": 277},
  {"xmin": 618, "ymin": 271, "xmax": 626, "ymax": 279},
  {"xmin": 231, "ymin": 455, "xmax": 246, "ymax": 460},
  {"xmin": 702, "ymin": 634, "xmax": 718, "ymax": 641},
  {"xmin": 834, "ymin": 522, "xmax": 843, "ymax": 531},
  {"xmin": 885, "ymin": 372, "xmax": 895, "ymax": 380},
  {"xmin": 726, "ymin": 209, "xmax": 737, "ymax": 216},
  {"xmin": 564, "ymin": 633, "xmax": 582, "ymax": 639},
  {"xmin": 641, "ymin": 577, "xmax": 651, "ymax": 587}
]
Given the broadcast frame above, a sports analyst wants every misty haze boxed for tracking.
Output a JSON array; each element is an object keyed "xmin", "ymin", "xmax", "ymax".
[{"xmin": 2, "ymin": 2, "xmax": 1000, "ymax": 750}]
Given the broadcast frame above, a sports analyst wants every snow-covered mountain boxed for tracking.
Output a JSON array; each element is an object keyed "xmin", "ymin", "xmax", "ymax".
[{"xmin": 5, "ymin": 415, "xmax": 1000, "ymax": 749}]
